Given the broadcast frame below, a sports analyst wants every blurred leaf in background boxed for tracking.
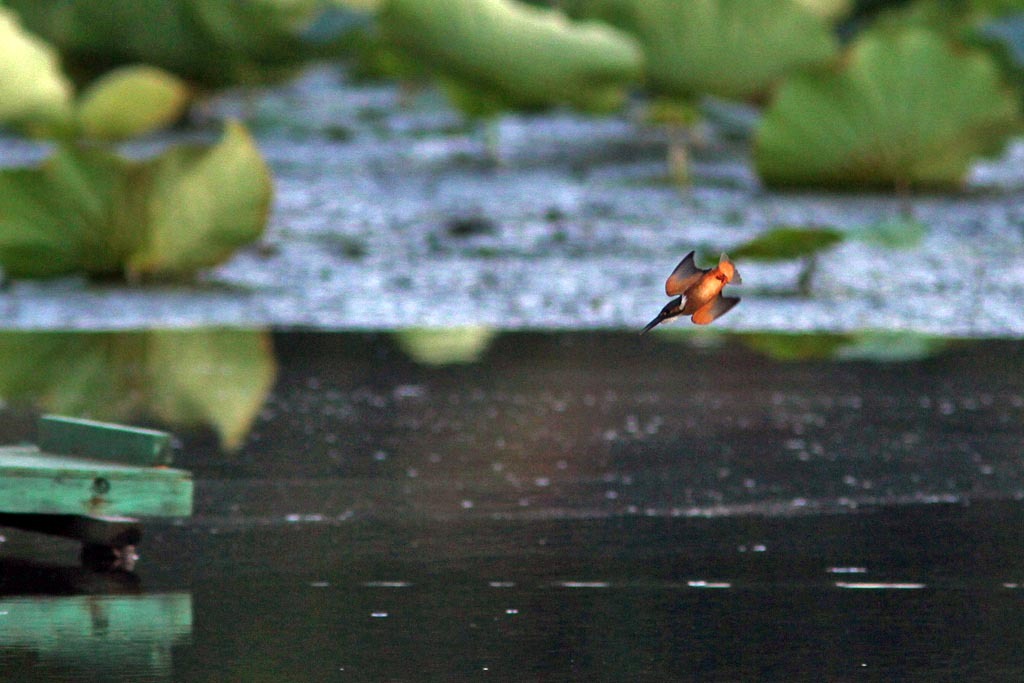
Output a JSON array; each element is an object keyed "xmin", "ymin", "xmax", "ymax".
[
  {"xmin": 4, "ymin": 0, "xmax": 371, "ymax": 88},
  {"xmin": 731, "ymin": 226, "xmax": 845, "ymax": 261},
  {"xmin": 75, "ymin": 65, "xmax": 191, "ymax": 140},
  {"xmin": 755, "ymin": 28, "xmax": 1022, "ymax": 189},
  {"xmin": 564, "ymin": 0, "xmax": 839, "ymax": 101},
  {"xmin": 0, "ymin": 121, "xmax": 271, "ymax": 280},
  {"xmin": 378, "ymin": 0, "xmax": 643, "ymax": 115},
  {"xmin": 126, "ymin": 121, "xmax": 272, "ymax": 280},
  {"xmin": 973, "ymin": 10, "xmax": 1024, "ymax": 93},
  {"xmin": 0, "ymin": 330, "xmax": 276, "ymax": 451},
  {"xmin": 0, "ymin": 7, "xmax": 74, "ymax": 133}
]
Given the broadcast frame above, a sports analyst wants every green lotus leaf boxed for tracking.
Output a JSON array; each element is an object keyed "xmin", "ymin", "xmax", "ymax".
[
  {"xmin": 0, "ymin": 7, "xmax": 73, "ymax": 132},
  {"xmin": 76, "ymin": 65, "xmax": 191, "ymax": 140},
  {"xmin": 147, "ymin": 329, "xmax": 278, "ymax": 451},
  {"xmin": 0, "ymin": 147, "xmax": 138, "ymax": 278},
  {"xmin": 394, "ymin": 327, "xmax": 496, "ymax": 365},
  {"xmin": 127, "ymin": 121, "xmax": 272, "ymax": 279},
  {"xmin": 792, "ymin": 0, "xmax": 852, "ymax": 21},
  {"xmin": 973, "ymin": 11, "xmax": 1024, "ymax": 90},
  {"xmin": 0, "ymin": 330, "xmax": 276, "ymax": 451},
  {"xmin": 379, "ymin": 0, "xmax": 644, "ymax": 113},
  {"xmin": 755, "ymin": 28, "xmax": 1023, "ymax": 189},
  {"xmin": 0, "ymin": 122, "xmax": 269, "ymax": 280},
  {"xmin": 6, "ymin": 0, "xmax": 364, "ymax": 88},
  {"xmin": 629, "ymin": 0, "xmax": 838, "ymax": 100},
  {"xmin": 731, "ymin": 226, "xmax": 844, "ymax": 261}
]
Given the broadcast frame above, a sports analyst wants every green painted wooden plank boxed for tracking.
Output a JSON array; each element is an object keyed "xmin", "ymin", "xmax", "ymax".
[
  {"xmin": 38, "ymin": 414, "xmax": 172, "ymax": 466},
  {"xmin": 0, "ymin": 446, "xmax": 192, "ymax": 517}
]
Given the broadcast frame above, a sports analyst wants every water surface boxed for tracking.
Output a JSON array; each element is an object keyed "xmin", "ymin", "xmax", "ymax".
[{"xmin": 1, "ymin": 331, "xmax": 1022, "ymax": 681}]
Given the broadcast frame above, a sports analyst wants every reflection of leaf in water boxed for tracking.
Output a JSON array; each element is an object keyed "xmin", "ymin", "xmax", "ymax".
[
  {"xmin": 394, "ymin": 327, "xmax": 495, "ymax": 365},
  {"xmin": 836, "ymin": 331, "xmax": 948, "ymax": 362},
  {"xmin": 0, "ymin": 330, "xmax": 275, "ymax": 451},
  {"xmin": 740, "ymin": 332, "xmax": 850, "ymax": 360},
  {"xmin": 731, "ymin": 226, "xmax": 844, "ymax": 261},
  {"xmin": 741, "ymin": 331, "xmax": 949, "ymax": 361},
  {"xmin": 148, "ymin": 330, "xmax": 277, "ymax": 451}
]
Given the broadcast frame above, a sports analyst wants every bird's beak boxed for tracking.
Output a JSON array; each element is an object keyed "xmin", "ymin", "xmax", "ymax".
[{"xmin": 641, "ymin": 315, "xmax": 664, "ymax": 335}]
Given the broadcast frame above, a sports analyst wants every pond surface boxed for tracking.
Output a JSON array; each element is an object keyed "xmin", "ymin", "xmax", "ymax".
[
  {"xmin": 1, "ymin": 331, "xmax": 1023, "ymax": 681},
  {"xmin": 3, "ymin": 67, "xmax": 1024, "ymax": 333}
]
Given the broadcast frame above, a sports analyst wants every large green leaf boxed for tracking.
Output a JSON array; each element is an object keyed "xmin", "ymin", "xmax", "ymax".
[
  {"xmin": 379, "ymin": 0, "xmax": 643, "ymax": 112},
  {"xmin": 128, "ymin": 121, "xmax": 272, "ymax": 278},
  {"xmin": 6, "ymin": 0, "xmax": 364, "ymax": 87},
  {"xmin": 0, "ymin": 147, "xmax": 137, "ymax": 277},
  {"xmin": 629, "ymin": 0, "xmax": 838, "ymax": 100},
  {"xmin": 974, "ymin": 11, "xmax": 1024, "ymax": 91},
  {"xmin": 755, "ymin": 28, "xmax": 1023, "ymax": 189},
  {"xmin": 76, "ymin": 65, "xmax": 191, "ymax": 141},
  {"xmin": 731, "ymin": 226, "xmax": 845, "ymax": 261},
  {"xmin": 0, "ymin": 122, "xmax": 270, "ymax": 280},
  {"xmin": 0, "ymin": 7, "xmax": 73, "ymax": 131},
  {"xmin": 0, "ymin": 330, "xmax": 276, "ymax": 451}
]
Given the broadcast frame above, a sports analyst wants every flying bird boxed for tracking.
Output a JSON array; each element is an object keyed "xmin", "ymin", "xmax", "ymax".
[{"xmin": 641, "ymin": 251, "xmax": 741, "ymax": 333}]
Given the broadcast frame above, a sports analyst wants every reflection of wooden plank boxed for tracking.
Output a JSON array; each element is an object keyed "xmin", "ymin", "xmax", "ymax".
[
  {"xmin": 0, "ymin": 446, "xmax": 192, "ymax": 517},
  {"xmin": 0, "ymin": 513, "xmax": 141, "ymax": 546},
  {"xmin": 0, "ymin": 593, "xmax": 192, "ymax": 662},
  {"xmin": 38, "ymin": 414, "xmax": 172, "ymax": 466}
]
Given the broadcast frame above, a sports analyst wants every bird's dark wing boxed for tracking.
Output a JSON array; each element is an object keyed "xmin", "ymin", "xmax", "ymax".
[{"xmin": 665, "ymin": 251, "xmax": 705, "ymax": 296}]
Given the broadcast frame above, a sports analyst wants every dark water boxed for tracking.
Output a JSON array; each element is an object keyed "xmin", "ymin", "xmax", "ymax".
[{"xmin": 1, "ymin": 331, "xmax": 1023, "ymax": 681}]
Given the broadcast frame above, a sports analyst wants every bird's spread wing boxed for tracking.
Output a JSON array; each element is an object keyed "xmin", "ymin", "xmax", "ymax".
[
  {"xmin": 691, "ymin": 296, "xmax": 740, "ymax": 325},
  {"xmin": 665, "ymin": 251, "xmax": 705, "ymax": 296}
]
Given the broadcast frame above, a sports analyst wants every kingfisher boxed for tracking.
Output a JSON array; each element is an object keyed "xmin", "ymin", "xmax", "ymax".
[{"xmin": 641, "ymin": 251, "xmax": 741, "ymax": 333}]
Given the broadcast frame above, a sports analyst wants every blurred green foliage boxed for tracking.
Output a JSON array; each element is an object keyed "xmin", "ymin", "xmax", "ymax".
[
  {"xmin": 379, "ymin": 0, "xmax": 643, "ymax": 114},
  {"xmin": 4, "ymin": 0, "xmax": 369, "ymax": 88},
  {"xmin": 577, "ymin": 0, "xmax": 839, "ymax": 101},
  {"xmin": 0, "ymin": 121, "xmax": 271, "ymax": 280},
  {"xmin": 732, "ymin": 227, "xmax": 845, "ymax": 261},
  {"xmin": 974, "ymin": 11, "xmax": 1024, "ymax": 92},
  {"xmin": 75, "ymin": 66, "xmax": 191, "ymax": 140},
  {"xmin": 0, "ymin": 7, "xmax": 73, "ymax": 133},
  {"xmin": 755, "ymin": 28, "xmax": 1022, "ymax": 189}
]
